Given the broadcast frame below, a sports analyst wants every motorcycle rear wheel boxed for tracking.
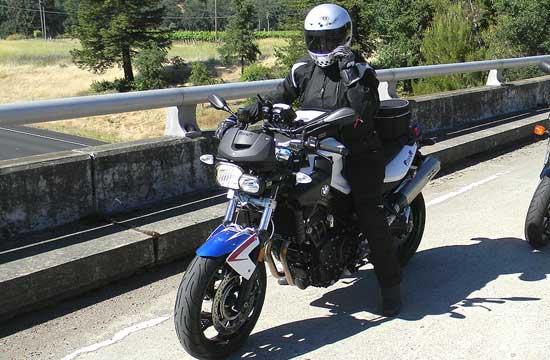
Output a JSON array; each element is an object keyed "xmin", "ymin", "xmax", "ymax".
[
  {"xmin": 397, "ymin": 193, "xmax": 426, "ymax": 266},
  {"xmin": 174, "ymin": 256, "xmax": 266, "ymax": 360},
  {"xmin": 525, "ymin": 177, "xmax": 550, "ymax": 249}
]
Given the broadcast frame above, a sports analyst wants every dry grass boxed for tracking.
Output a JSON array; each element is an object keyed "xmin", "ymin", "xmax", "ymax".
[
  {"xmin": 0, "ymin": 38, "xmax": 289, "ymax": 142},
  {"xmin": 0, "ymin": 64, "xmax": 122, "ymax": 103}
]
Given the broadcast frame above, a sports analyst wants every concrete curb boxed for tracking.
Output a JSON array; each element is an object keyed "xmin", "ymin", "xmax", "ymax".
[
  {"xmin": 1, "ymin": 110, "xmax": 548, "ymax": 321},
  {"xmin": 424, "ymin": 110, "xmax": 549, "ymax": 167}
]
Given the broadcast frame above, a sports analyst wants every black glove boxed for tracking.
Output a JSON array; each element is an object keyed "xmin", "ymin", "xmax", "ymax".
[
  {"xmin": 237, "ymin": 101, "xmax": 261, "ymax": 124},
  {"xmin": 214, "ymin": 115, "xmax": 237, "ymax": 140},
  {"xmin": 333, "ymin": 46, "xmax": 361, "ymax": 86}
]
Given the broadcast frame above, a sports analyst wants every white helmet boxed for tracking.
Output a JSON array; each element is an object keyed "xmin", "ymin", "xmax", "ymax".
[{"xmin": 304, "ymin": 4, "xmax": 353, "ymax": 67}]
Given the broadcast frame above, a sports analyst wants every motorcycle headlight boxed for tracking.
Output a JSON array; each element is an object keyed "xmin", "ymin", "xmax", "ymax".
[
  {"xmin": 216, "ymin": 163, "xmax": 243, "ymax": 190},
  {"xmin": 239, "ymin": 174, "xmax": 264, "ymax": 194}
]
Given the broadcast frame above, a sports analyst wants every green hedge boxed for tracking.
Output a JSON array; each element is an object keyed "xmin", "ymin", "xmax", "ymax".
[{"xmin": 171, "ymin": 31, "xmax": 300, "ymax": 42}]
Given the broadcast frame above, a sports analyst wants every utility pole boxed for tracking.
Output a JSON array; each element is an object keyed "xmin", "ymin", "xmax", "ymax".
[
  {"xmin": 266, "ymin": 12, "xmax": 270, "ymax": 32},
  {"xmin": 214, "ymin": 0, "xmax": 218, "ymax": 42},
  {"xmin": 37, "ymin": 0, "xmax": 46, "ymax": 40}
]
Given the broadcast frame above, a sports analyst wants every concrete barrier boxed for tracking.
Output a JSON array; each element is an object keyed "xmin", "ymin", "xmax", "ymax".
[
  {"xmin": 1, "ymin": 81, "xmax": 549, "ymax": 320},
  {"xmin": 410, "ymin": 75, "xmax": 550, "ymax": 133},
  {"xmin": 0, "ymin": 152, "xmax": 93, "ymax": 240},
  {"xmin": 1, "ymin": 76, "xmax": 549, "ymax": 240},
  {"xmin": 78, "ymin": 137, "xmax": 217, "ymax": 214}
]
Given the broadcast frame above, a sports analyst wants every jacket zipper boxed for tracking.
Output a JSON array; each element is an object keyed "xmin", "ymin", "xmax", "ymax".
[{"xmin": 321, "ymin": 74, "xmax": 327, "ymax": 108}]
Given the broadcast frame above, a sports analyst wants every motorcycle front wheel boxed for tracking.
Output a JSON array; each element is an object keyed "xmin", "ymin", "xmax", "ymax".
[
  {"xmin": 174, "ymin": 256, "xmax": 266, "ymax": 360},
  {"xmin": 525, "ymin": 177, "xmax": 550, "ymax": 249}
]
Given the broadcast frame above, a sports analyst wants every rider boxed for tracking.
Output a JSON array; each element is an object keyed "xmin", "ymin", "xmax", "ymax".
[{"xmin": 215, "ymin": 3, "xmax": 401, "ymax": 316}]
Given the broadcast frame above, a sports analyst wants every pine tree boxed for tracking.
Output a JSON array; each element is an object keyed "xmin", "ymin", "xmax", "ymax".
[
  {"xmin": 218, "ymin": 0, "xmax": 260, "ymax": 74},
  {"xmin": 70, "ymin": 0, "xmax": 171, "ymax": 83},
  {"xmin": 0, "ymin": 0, "xmax": 38, "ymax": 38}
]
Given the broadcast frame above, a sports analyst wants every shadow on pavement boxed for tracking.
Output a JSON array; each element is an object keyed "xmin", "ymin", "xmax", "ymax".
[{"xmin": 233, "ymin": 237, "xmax": 547, "ymax": 359}]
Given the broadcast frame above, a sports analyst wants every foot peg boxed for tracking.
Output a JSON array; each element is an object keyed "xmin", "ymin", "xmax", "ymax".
[{"xmin": 278, "ymin": 277, "xmax": 289, "ymax": 286}]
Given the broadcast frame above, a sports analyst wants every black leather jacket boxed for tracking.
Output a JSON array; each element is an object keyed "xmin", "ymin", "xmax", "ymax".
[{"xmin": 270, "ymin": 54, "xmax": 382, "ymax": 154}]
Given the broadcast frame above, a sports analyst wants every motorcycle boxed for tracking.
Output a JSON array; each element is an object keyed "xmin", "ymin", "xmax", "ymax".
[
  {"xmin": 174, "ymin": 94, "xmax": 441, "ymax": 359},
  {"xmin": 525, "ymin": 113, "xmax": 550, "ymax": 249}
]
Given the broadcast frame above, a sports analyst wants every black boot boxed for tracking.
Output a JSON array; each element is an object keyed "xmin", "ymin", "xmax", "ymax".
[{"xmin": 381, "ymin": 284, "xmax": 401, "ymax": 317}]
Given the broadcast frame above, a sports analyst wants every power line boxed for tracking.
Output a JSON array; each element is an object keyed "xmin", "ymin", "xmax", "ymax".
[
  {"xmin": 0, "ymin": 4, "xmax": 68, "ymax": 15},
  {"xmin": 0, "ymin": 4, "xmax": 304, "ymax": 20}
]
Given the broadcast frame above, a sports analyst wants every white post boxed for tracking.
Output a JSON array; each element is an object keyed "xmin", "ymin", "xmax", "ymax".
[
  {"xmin": 486, "ymin": 69, "xmax": 504, "ymax": 86},
  {"xmin": 378, "ymin": 81, "xmax": 398, "ymax": 100},
  {"xmin": 165, "ymin": 105, "xmax": 202, "ymax": 138}
]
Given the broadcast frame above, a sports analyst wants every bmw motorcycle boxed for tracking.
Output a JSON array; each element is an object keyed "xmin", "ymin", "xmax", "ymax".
[
  {"xmin": 174, "ymin": 94, "xmax": 441, "ymax": 359},
  {"xmin": 525, "ymin": 113, "xmax": 550, "ymax": 248}
]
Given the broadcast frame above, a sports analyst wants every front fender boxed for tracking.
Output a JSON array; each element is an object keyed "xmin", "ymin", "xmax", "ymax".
[
  {"xmin": 199, "ymin": 224, "xmax": 262, "ymax": 255},
  {"xmin": 196, "ymin": 225, "xmax": 260, "ymax": 280},
  {"xmin": 196, "ymin": 225, "xmax": 246, "ymax": 257}
]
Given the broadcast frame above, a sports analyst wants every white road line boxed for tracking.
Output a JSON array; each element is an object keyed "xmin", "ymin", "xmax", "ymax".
[
  {"xmin": 60, "ymin": 314, "xmax": 172, "ymax": 360},
  {"xmin": 426, "ymin": 171, "xmax": 510, "ymax": 208},
  {"xmin": 0, "ymin": 126, "xmax": 92, "ymax": 147}
]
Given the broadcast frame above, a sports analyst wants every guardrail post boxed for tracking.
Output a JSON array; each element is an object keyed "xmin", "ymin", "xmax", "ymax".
[
  {"xmin": 165, "ymin": 104, "xmax": 202, "ymax": 138},
  {"xmin": 378, "ymin": 81, "xmax": 398, "ymax": 100},
  {"xmin": 486, "ymin": 69, "xmax": 504, "ymax": 86}
]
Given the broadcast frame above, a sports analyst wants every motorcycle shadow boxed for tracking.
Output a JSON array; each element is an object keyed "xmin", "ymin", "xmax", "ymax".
[{"xmin": 232, "ymin": 237, "xmax": 549, "ymax": 359}]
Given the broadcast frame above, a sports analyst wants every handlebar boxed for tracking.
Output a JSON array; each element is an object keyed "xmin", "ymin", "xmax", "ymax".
[{"xmin": 318, "ymin": 142, "xmax": 349, "ymax": 156}]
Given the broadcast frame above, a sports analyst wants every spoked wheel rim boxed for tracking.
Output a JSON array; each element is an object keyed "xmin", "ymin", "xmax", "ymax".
[
  {"xmin": 395, "ymin": 209, "xmax": 415, "ymax": 249},
  {"xmin": 394, "ymin": 194, "xmax": 426, "ymax": 266},
  {"xmin": 200, "ymin": 265, "xmax": 263, "ymax": 342}
]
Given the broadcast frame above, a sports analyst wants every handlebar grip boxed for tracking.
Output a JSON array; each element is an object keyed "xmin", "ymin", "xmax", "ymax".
[{"xmin": 318, "ymin": 142, "xmax": 349, "ymax": 156}]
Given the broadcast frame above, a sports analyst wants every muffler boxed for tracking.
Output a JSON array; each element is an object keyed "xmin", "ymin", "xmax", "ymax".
[{"xmin": 391, "ymin": 156, "xmax": 441, "ymax": 214}]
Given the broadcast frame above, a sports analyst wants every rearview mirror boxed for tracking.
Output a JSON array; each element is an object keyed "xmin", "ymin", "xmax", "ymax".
[{"xmin": 208, "ymin": 94, "xmax": 228, "ymax": 111}]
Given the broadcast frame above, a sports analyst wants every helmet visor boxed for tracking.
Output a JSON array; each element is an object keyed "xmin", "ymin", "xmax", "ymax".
[{"xmin": 305, "ymin": 23, "xmax": 351, "ymax": 55}]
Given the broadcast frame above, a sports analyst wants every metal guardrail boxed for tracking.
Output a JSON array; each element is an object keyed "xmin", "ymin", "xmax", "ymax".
[{"xmin": 0, "ymin": 55, "xmax": 549, "ymax": 136}]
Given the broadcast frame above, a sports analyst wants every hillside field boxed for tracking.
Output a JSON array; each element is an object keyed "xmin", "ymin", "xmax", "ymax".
[{"xmin": 0, "ymin": 38, "xmax": 286, "ymax": 142}]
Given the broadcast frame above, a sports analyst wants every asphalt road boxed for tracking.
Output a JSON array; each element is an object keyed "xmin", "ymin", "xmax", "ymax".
[
  {"xmin": 0, "ymin": 126, "xmax": 104, "ymax": 161},
  {"xmin": 2, "ymin": 140, "xmax": 550, "ymax": 360}
]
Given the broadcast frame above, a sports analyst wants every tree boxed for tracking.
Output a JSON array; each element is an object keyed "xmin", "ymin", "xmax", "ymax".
[
  {"xmin": 488, "ymin": 0, "xmax": 550, "ymax": 57},
  {"xmin": 0, "ymin": 0, "xmax": 38, "ymax": 38},
  {"xmin": 134, "ymin": 41, "xmax": 168, "ymax": 90},
  {"xmin": 70, "ymin": 0, "xmax": 171, "ymax": 83},
  {"xmin": 414, "ymin": 2, "xmax": 483, "ymax": 94},
  {"xmin": 218, "ymin": 0, "xmax": 260, "ymax": 74},
  {"xmin": 161, "ymin": 0, "xmax": 232, "ymax": 31}
]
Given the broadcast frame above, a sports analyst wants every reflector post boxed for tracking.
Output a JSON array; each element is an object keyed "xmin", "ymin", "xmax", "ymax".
[{"xmin": 534, "ymin": 125, "xmax": 546, "ymax": 136}]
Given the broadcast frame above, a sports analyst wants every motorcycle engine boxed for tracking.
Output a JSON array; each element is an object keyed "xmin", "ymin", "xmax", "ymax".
[{"xmin": 276, "ymin": 207, "xmax": 356, "ymax": 289}]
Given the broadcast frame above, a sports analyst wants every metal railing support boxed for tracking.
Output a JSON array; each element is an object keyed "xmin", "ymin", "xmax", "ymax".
[
  {"xmin": 486, "ymin": 69, "xmax": 504, "ymax": 86},
  {"xmin": 378, "ymin": 81, "xmax": 398, "ymax": 100},
  {"xmin": 165, "ymin": 104, "xmax": 201, "ymax": 137}
]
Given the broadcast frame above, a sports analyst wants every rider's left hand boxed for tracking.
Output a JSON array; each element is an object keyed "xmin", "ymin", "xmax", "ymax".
[
  {"xmin": 333, "ymin": 46, "xmax": 361, "ymax": 86},
  {"xmin": 237, "ymin": 101, "xmax": 261, "ymax": 124},
  {"xmin": 214, "ymin": 116, "xmax": 237, "ymax": 140}
]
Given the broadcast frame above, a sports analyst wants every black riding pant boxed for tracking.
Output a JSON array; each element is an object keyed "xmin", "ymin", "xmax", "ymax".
[{"xmin": 346, "ymin": 148, "xmax": 401, "ymax": 289}]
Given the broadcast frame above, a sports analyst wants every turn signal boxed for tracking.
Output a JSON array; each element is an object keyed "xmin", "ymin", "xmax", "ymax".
[{"xmin": 534, "ymin": 125, "xmax": 546, "ymax": 136}]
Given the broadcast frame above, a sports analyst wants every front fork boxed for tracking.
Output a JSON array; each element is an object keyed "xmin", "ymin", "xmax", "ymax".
[
  {"xmin": 223, "ymin": 189, "xmax": 294, "ymax": 284},
  {"xmin": 224, "ymin": 189, "xmax": 277, "ymax": 234}
]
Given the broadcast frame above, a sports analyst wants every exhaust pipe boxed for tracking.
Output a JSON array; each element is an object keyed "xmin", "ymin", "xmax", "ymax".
[{"xmin": 392, "ymin": 156, "xmax": 441, "ymax": 214}]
